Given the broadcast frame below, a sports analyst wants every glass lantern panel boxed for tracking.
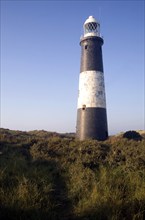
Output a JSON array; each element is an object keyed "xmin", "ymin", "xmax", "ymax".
[{"xmin": 85, "ymin": 22, "xmax": 97, "ymax": 34}]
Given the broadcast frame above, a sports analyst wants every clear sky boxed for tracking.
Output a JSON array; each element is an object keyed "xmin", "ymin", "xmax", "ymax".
[{"xmin": 1, "ymin": 0, "xmax": 144, "ymax": 134}]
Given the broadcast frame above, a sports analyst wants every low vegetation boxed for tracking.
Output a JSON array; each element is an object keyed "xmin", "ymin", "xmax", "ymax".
[{"xmin": 0, "ymin": 128, "xmax": 145, "ymax": 220}]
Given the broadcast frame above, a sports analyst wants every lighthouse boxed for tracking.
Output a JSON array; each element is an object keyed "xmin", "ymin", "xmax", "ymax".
[{"xmin": 76, "ymin": 16, "xmax": 108, "ymax": 141}]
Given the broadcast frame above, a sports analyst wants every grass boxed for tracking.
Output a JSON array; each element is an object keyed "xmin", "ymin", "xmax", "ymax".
[{"xmin": 0, "ymin": 128, "xmax": 145, "ymax": 219}]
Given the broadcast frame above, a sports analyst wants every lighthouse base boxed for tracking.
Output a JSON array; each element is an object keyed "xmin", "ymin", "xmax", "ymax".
[{"xmin": 76, "ymin": 107, "xmax": 108, "ymax": 141}]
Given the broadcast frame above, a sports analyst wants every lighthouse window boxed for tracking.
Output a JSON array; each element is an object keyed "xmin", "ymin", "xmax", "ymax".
[
  {"xmin": 98, "ymin": 91, "xmax": 103, "ymax": 95},
  {"xmin": 82, "ymin": 105, "xmax": 86, "ymax": 110},
  {"xmin": 85, "ymin": 45, "xmax": 88, "ymax": 49}
]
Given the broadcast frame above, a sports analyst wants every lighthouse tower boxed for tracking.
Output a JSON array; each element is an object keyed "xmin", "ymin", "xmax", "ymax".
[{"xmin": 76, "ymin": 16, "xmax": 108, "ymax": 141}]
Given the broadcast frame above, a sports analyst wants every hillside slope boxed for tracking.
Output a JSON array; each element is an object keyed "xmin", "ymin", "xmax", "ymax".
[{"xmin": 0, "ymin": 128, "xmax": 145, "ymax": 220}]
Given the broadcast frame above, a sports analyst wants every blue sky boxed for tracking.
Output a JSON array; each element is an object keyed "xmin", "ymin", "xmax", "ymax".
[{"xmin": 1, "ymin": 0, "xmax": 144, "ymax": 134}]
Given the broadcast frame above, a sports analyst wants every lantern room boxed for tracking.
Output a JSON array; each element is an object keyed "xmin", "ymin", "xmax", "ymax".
[{"xmin": 83, "ymin": 16, "xmax": 100, "ymax": 37}]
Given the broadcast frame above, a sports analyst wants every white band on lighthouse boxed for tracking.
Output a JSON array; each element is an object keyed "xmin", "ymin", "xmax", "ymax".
[{"xmin": 77, "ymin": 70, "xmax": 106, "ymax": 109}]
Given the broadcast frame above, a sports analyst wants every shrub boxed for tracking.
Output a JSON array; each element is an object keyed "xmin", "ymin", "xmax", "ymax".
[{"xmin": 123, "ymin": 130, "xmax": 142, "ymax": 141}]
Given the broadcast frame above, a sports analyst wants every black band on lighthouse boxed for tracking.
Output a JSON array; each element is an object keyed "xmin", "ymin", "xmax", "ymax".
[
  {"xmin": 76, "ymin": 108, "xmax": 108, "ymax": 141},
  {"xmin": 80, "ymin": 36, "xmax": 104, "ymax": 73}
]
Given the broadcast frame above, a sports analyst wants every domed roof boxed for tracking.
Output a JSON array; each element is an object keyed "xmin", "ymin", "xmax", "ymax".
[{"xmin": 84, "ymin": 16, "xmax": 98, "ymax": 25}]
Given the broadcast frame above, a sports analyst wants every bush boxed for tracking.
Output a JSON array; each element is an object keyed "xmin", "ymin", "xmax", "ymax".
[{"xmin": 123, "ymin": 130, "xmax": 142, "ymax": 141}]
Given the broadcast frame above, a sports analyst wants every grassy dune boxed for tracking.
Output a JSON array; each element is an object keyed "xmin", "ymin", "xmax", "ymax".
[{"xmin": 0, "ymin": 128, "xmax": 145, "ymax": 220}]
